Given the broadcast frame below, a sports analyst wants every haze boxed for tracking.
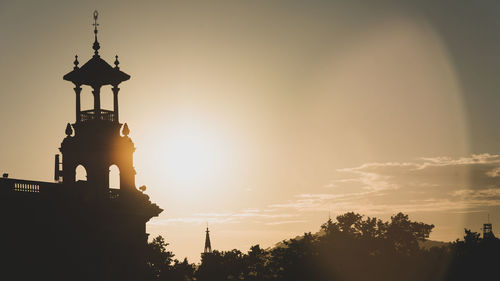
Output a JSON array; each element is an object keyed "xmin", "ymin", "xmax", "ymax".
[{"xmin": 2, "ymin": 0, "xmax": 500, "ymax": 262}]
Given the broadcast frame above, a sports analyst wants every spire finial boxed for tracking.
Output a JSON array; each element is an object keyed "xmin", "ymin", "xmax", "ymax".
[
  {"xmin": 92, "ymin": 10, "xmax": 100, "ymax": 56},
  {"xmin": 93, "ymin": 10, "xmax": 99, "ymax": 33},
  {"xmin": 114, "ymin": 55, "xmax": 120, "ymax": 69},
  {"xmin": 73, "ymin": 55, "xmax": 79, "ymax": 70},
  {"xmin": 122, "ymin": 123, "xmax": 130, "ymax": 136},
  {"xmin": 65, "ymin": 123, "xmax": 73, "ymax": 136}
]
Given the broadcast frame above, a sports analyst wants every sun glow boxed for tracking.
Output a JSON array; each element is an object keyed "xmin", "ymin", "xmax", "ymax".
[
  {"xmin": 163, "ymin": 129, "xmax": 223, "ymax": 184},
  {"xmin": 141, "ymin": 117, "xmax": 233, "ymax": 193}
]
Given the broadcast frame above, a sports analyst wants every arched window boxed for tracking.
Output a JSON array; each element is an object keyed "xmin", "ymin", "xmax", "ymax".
[
  {"xmin": 75, "ymin": 165, "xmax": 87, "ymax": 182},
  {"xmin": 109, "ymin": 164, "xmax": 120, "ymax": 189}
]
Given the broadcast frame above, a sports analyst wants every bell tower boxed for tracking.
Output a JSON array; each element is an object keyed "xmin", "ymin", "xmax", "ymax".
[
  {"xmin": 59, "ymin": 11, "xmax": 135, "ymax": 195},
  {"xmin": 55, "ymin": 11, "xmax": 162, "ymax": 281}
]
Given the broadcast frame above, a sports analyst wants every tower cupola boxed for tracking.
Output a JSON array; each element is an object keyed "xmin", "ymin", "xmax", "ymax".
[
  {"xmin": 58, "ymin": 11, "xmax": 137, "ymax": 192},
  {"xmin": 63, "ymin": 10, "xmax": 130, "ymax": 123}
]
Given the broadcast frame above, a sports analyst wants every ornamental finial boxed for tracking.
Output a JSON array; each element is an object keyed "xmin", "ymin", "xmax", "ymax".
[
  {"xmin": 114, "ymin": 55, "xmax": 120, "ymax": 69},
  {"xmin": 73, "ymin": 55, "xmax": 79, "ymax": 70},
  {"xmin": 92, "ymin": 10, "xmax": 100, "ymax": 56},
  {"xmin": 65, "ymin": 123, "xmax": 73, "ymax": 136},
  {"xmin": 122, "ymin": 123, "xmax": 130, "ymax": 136}
]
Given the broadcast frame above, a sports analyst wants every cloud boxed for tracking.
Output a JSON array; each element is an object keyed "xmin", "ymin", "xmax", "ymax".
[
  {"xmin": 151, "ymin": 209, "xmax": 298, "ymax": 226},
  {"xmin": 149, "ymin": 216, "xmax": 237, "ymax": 225},
  {"xmin": 154, "ymin": 154, "xmax": 500, "ymax": 227},
  {"xmin": 419, "ymin": 154, "xmax": 500, "ymax": 167},
  {"xmin": 486, "ymin": 167, "xmax": 500, "ymax": 178},
  {"xmin": 271, "ymin": 154, "xmax": 500, "ymax": 215},
  {"xmin": 453, "ymin": 188, "xmax": 500, "ymax": 202},
  {"xmin": 265, "ymin": 220, "xmax": 308, "ymax": 225}
]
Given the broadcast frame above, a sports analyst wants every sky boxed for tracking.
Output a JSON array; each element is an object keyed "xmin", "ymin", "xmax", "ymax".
[{"xmin": 2, "ymin": 0, "xmax": 500, "ymax": 262}]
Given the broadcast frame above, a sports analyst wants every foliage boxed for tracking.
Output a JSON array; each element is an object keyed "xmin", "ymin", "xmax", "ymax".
[
  {"xmin": 446, "ymin": 228, "xmax": 500, "ymax": 280},
  {"xmin": 145, "ymin": 235, "xmax": 195, "ymax": 281},
  {"xmin": 146, "ymin": 212, "xmax": 500, "ymax": 281}
]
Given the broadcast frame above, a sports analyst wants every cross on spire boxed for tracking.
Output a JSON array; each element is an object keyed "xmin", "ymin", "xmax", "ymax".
[
  {"xmin": 93, "ymin": 10, "xmax": 99, "ymax": 33},
  {"xmin": 92, "ymin": 10, "xmax": 100, "ymax": 56}
]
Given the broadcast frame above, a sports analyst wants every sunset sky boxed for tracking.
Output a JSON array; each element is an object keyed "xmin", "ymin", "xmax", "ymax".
[{"xmin": 2, "ymin": 0, "xmax": 500, "ymax": 262}]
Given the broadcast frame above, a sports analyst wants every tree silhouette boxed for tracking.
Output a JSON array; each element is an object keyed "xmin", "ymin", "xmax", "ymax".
[
  {"xmin": 196, "ymin": 249, "xmax": 248, "ymax": 281},
  {"xmin": 245, "ymin": 245, "xmax": 270, "ymax": 281},
  {"xmin": 170, "ymin": 258, "xmax": 196, "ymax": 281},
  {"xmin": 146, "ymin": 235, "xmax": 175, "ymax": 281},
  {"xmin": 144, "ymin": 212, "xmax": 499, "ymax": 281},
  {"xmin": 444, "ymin": 228, "xmax": 500, "ymax": 281},
  {"xmin": 145, "ymin": 235, "xmax": 197, "ymax": 281}
]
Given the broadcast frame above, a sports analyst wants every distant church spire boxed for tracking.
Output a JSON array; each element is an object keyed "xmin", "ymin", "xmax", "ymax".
[{"xmin": 204, "ymin": 225, "xmax": 212, "ymax": 254}]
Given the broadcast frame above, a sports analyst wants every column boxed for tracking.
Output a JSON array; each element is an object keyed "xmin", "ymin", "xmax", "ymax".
[
  {"xmin": 74, "ymin": 86, "xmax": 82, "ymax": 122},
  {"xmin": 112, "ymin": 85, "xmax": 120, "ymax": 122},
  {"xmin": 92, "ymin": 86, "xmax": 101, "ymax": 119}
]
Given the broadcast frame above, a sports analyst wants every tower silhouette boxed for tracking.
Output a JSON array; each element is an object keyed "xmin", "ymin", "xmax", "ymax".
[
  {"xmin": 60, "ymin": 10, "xmax": 135, "ymax": 193},
  {"xmin": 204, "ymin": 225, "xmax": 213, "ymax": 254},
  {"xmin": 0, "ymin": 11, "xmax": 162, "ymax": 281},
  {"xmin": 483, "ymin": 214, "xmax": 495, "ymax": 240}
]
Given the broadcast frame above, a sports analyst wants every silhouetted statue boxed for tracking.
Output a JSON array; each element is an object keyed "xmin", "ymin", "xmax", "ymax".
[{"xmin": 0, "ymin": 10, "xmax": 162, "ymax": 281}]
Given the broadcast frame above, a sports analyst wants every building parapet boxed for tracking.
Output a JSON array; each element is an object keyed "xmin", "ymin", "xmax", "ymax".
[{"xmin": 0, "ymin": 178, "xmax": 59, "ymax": 194}]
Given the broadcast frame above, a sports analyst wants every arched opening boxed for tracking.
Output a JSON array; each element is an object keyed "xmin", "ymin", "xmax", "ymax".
[
  {"xmin": 101, "ymin": 85, "xmax": 114, "ymax": 112},
  {"xmin": 109, "ymin": 164, "xmax": 120, "ymax": 189},
  {"xmin": 80, "ymin": 88, "xmax": 94, "ymax": 111},
  {"xmin": 75, "ymin": 165, "xmax": 87, "ymax": 182}
]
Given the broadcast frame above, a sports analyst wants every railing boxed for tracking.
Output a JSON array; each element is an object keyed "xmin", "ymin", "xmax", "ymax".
[
  {"xmin": 109, "ymin": 188, "xmax": 120, "ymax": 200},
  {"xmin": 1, "ymin": 177, "xmax": 123, "ymax": 200},
  {"xmin": 0, "ymin": 178, "xmax": 59, "ymax": 194},
  {"xmin": 14, "ymin": 182, "xmax": 40, "ymax": 193},
  {"xmin": 80, "ymin": 109, "xmax": 115, "ymax": 122}
]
